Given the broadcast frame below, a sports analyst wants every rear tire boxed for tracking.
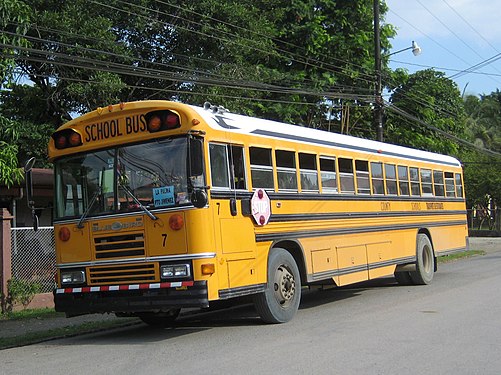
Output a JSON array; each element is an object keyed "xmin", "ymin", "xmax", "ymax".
[
  {"xmin": 410, "ymin": 234, "xmax": 435, "ymax": 285},
  {"xmin": 254, "ymin": 248, "xmax": 301, "ymax": 324},
  {"xmin": 138, "ymin": 309, "xmax": 181, "ymax": 327}
]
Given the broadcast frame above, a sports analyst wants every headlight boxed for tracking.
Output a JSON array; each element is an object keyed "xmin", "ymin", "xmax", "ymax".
[
  {"xmin": 61, "ymin": 270, "xmax": 86, "ymax": 285},
  {"xmin": 160, "ymin": 264, "xmax": 191, "ymax": 279}
]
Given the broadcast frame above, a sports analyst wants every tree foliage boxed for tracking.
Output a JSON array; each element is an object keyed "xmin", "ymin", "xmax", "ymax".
[
  {"xmin": 3, "ymin": 0, "xmax": 395, "ymax": 130},
  {"xmin": 0, "ymin": 0, "xmax": 31, "ymax": 187},
  {"xmin": 385, "ymin": 69, "xmax": 467, "ymax": 155},
  {"xmin": 462, "ymin": 92, "xmax": 501, "ymax": 207}
]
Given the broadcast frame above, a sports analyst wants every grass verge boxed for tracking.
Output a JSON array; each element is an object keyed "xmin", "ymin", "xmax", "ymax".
[
  {"xmin": 0, "ymin": 308, "xmax": 63, "ymax": 321},
  {"xmin": 438, "ymin": 250, "xmax": 486, "ymax": 263},
  {"xmin": 0, "ymin": 318, "xmax": 138, "ymax": 350}
]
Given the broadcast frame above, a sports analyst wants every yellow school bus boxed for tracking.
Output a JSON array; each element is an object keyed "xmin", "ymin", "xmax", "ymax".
[{"xmin": 39, "ymin": 100, "xmax": 467, "ymax": 324}]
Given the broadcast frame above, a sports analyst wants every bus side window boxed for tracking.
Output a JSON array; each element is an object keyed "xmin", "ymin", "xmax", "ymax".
[
  {"xmin": 276, "ymin": 150, "xmax": 297, "ymax": 191},
  {"xmin": 385, "ymin": 164, "xmax": 397, "ymax": 195},
  {"xmin": 445, "ymin": 172, "xmax": 455, "ymax": 197},
  {"xmin": 338, "ymin": 158, "xmax": 354, "ymax": 193},
  {"xmin": 410, "ymin": 167, "xmax": 421, "ymax": 196},
  {"xmin": 420, "ymin": 169, "xmax": 433, "ymax": 196},
  {"xmin": 320, "ymin": 156, "xmax": 337, "ymax": 193},
  {"xmin": 371, "ymin": 162, "xmax": 384, "ymax": 195},
  {"xmin": 299, "ymin": 153, "xmax": 319, "ymax": 192},
  {"xmin": 433, "ymin": 170, "xmax": 445, "ymax": 197},
  {"xmin": 398, "ymin": 166, "xmax": 410, "ymax": 196},
  {"xmin": 455, "ymin": 173, "xmax": 463, "ymax": 198},
  {"xmin": 250, "ymin": 147, "xmax": 274, "ymax": 190},
  {"xmin": 209, "ymin": 143, "xmax": 230, "ymax": 188},
  {"xmin": 230, "ymin": 145, "xmax": 247, "ymax": 190},
  {"xmin": 355, "ymin": 160, "xmax": 370, "ymax": 194}
]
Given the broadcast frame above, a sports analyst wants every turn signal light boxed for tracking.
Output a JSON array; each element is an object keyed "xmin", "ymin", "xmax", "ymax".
[{"xmin": 201, "ymin": 263, "xmax": 215, "ymax": 275}]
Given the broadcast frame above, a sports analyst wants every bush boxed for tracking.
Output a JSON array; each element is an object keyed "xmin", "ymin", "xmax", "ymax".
[{"xmin": 5, "ymin": 278, "xmax": 42, "ymax": 312}]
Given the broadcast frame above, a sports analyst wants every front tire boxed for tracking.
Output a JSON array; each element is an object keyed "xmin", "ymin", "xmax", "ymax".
[
  {"xmin": 410, "ymin": 234, "xmax": 435, "ymax": 285},
  {"xmin": 254, "ymin": 248, "xmax": 301, "ymax": 324}
]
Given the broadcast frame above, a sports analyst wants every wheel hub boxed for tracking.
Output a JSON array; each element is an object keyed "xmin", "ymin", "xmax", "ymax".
[{"xmin": 273, "ymin": 265, "xmax": 296, "ymax": 306}]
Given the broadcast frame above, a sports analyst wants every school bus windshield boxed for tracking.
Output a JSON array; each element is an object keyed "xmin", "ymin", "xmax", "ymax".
[{"xmin": 54, "ymin": 136, "xmax": 194, "ymax": 219}]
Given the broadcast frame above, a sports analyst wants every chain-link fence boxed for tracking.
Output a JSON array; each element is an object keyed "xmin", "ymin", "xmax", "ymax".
[
  {"xmin": 10, "ymin": 227, "xmax": 56, "ymax": 293},
  {"xmin": 467, "ymin": 209, "xmax": 501, "ymax": 232}
]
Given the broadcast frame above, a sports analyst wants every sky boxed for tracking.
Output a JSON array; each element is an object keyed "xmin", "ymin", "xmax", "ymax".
[{"xmin": 385, "ymin": 0, "xmax": 501, "ymax": 97}]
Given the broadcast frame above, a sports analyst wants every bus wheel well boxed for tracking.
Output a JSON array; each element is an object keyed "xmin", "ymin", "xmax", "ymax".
[
  {"xmin": 417, "ymin": 228, "xmax": 437, "ymax": 272},
  {"xmin": 271, "ymin": 240, "xmax": 306, "ymax": 286}
]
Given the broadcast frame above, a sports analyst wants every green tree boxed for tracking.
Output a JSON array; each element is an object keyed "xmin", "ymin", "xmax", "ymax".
[
  {"xmin": 385, "ymin": 69, "xmax": 467, "ymax": 155},
  {"xmin": 462, "ymin": 91, "xmax": 501, "ymax": 208},
  {"xmin": 5, "ymin": 0, "xmax": 395, "ymax": 129},
  {"xmin": 0, "ymin": 0, "xmax": 30, "ymax": 187}
]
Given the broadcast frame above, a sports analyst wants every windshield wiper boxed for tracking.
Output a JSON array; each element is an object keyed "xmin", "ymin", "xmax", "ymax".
[
  {"xmin": 117, "ymin": 175, "xmax": 158, "ymax": 221},
  {"xmin": 77, "ymin": 187, "xmax": 102, "ymax": 229}
]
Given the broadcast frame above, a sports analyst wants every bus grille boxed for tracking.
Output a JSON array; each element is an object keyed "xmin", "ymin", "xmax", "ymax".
[
  {"xmin": 94, "ymin": 233, "xmax": 145, "ymax": 259},
  {"xmin": 89, "ymin": 263, "xmax": 156, "ymax": 285}
]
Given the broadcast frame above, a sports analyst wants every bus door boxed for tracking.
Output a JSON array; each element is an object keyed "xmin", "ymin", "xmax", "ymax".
[{"xmin": 208, "ymin": 143, "xmax": 257, "ymax": 290}]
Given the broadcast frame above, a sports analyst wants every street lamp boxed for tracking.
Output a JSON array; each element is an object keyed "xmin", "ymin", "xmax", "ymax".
[{"xmin": 389, "ymin": 41, "xmax": 422, "ymax": 57}]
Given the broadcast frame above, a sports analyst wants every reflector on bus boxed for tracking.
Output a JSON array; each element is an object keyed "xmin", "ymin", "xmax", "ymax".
[{"xmin": 145, "ymin": 110, "xmax": 181, "ymax": 132}]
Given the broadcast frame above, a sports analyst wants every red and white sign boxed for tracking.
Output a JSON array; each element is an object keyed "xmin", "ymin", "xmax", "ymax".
[{"xmin": 251, "ymin": 189, "xmax": 271, "ymax": 225}]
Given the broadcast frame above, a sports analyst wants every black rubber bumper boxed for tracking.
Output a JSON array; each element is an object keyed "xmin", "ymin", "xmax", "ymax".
[{"xmin": 54, "ymin": 281, "xmax": 209, "ymax": 315}]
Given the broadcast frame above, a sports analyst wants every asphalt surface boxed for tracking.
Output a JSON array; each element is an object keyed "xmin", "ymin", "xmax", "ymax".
[{"xmin": 0, "ymin": 237, "xmax": 498, "ymax": 346}]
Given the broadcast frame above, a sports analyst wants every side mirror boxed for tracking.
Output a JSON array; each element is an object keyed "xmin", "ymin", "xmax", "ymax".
[
  {"xmin": 32, "ymin": 211, "xmax": 39, "ymax": 231},
  {"xmin": 24, "ymin": 157, "xmax": 36, "ymax": 209},
  {"xmin": 24, "ymin": 157, "xmax": 39, "ymax": 231},
  {"xmin": 191, "ymin": 189, "xmax": 208, "ymax": 208},
  {"xmin": 189, "ymin": 138, "xmax": 204, "ymax": 177}
]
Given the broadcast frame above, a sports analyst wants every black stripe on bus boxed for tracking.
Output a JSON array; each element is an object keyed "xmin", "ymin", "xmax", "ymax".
[
  {"xmin": 250, "ymin": 129, "xmax": 460, "ymax": 167},
  {"xmin": 209, "ymin": 190, "xmax": 465, "ymax": 203},
  {"xmin": 218, "ymin": 283, "xmax": 266, "ymax": 300},
  {"xmin": 309, "ymin": 256, "xmax": 417, "ymax": 282},
  {"xmin": 270, "ymin": 210, "xmax": 467, "ymax": 222},
  {"xmin": 255, "ymin": 220, "xmax": 467, "ymax": 242}
]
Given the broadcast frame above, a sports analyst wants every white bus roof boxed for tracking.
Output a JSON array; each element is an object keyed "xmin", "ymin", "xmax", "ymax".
[{"xmin": 190, "ymin": 105, "xmax": 461, "ymax": 168}]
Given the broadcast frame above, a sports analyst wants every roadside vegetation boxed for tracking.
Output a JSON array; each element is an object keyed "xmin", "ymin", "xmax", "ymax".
[
  {"xmin": 438, "ymin": 250, "xmax": 486, "ymax": 263},
  {"xmin": 0, "ymin": 308, "xmax": 138, "ymax": 349}
]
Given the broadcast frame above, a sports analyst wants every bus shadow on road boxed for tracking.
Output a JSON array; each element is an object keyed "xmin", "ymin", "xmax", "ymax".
[
  {"xmin": 53, "ymin": 278, "xmax": 402, "ymax": 346},
  {"xmin": 299, "ymin": 276, "xmax": 398, "ymax": 310}
]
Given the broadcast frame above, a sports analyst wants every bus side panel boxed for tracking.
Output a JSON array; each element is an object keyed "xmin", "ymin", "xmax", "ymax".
[
  {"xmin": 428, "ymin": 223, "xmax": 468, "ymax": 254},
  {"xmin": 336, "ymin": 244, "xmax": 369, "ymax": 285}
]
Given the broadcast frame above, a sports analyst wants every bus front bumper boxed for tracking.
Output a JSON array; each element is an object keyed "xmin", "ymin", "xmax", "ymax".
[{"xmin": 54, "ymin": 280, "xmax": 209, "ymax": 316}]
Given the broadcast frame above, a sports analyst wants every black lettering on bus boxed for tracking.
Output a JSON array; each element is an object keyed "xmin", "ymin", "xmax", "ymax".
[
  {"xmin": 85, "ymin": 126, "xmax": 92, "ymax": 142},
  {"xmin": 126, "ymin": 115, "xmax": 146, "ymax": 134}
]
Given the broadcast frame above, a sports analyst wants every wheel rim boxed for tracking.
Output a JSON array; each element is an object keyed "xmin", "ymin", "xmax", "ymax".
[
  {"xmin": 422, "ymin": 244, "xmax": 432, "ymax": 274},
  {"xmin": 273, "ymin": 264, "xmax": 296, "ymax": 308}
]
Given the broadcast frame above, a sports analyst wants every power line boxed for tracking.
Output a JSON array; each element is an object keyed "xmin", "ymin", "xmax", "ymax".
[
  {"xmin": 449, "ymin": 52, "xmax": 501, "ymax": 80},
  {"xmin": 390, "ymin": 59, "xmax": 501, "ymax": 78},
  {"xmin": 441, "ymin": 0, "xmax": 500, "ymax": 55},
  {"xmin": 386, "ymin": 101, "xmax": 501, "ymax": 158}
]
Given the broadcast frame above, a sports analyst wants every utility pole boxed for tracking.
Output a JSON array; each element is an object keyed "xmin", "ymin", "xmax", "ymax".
[{"xmin": 373, "ymin": 0, "xmax": 383, "ymax": 142}]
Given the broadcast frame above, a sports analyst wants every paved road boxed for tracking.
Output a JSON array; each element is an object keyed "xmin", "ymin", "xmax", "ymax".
[{"xmin": 2, "ymin": 238, "xmax": 500, "ymax": 375}]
